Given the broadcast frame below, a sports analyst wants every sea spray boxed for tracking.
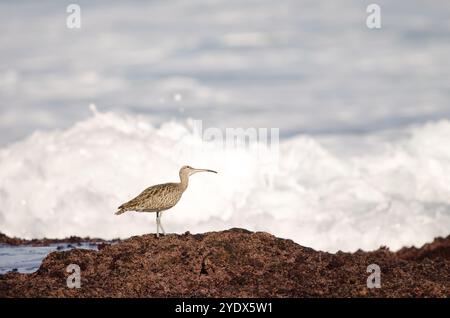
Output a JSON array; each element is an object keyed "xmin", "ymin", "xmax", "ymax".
[{"xmin": 0, "ymin": 110, "xmax": 449, "ymax": 252}]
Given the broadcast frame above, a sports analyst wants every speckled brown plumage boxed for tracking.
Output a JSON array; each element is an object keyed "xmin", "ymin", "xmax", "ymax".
[
  {"xmin": 115, "ymin": 166, "xmax": 217, "ymax": 237},
  {"xmin": 117, "ymin": 182, "xmax": 183, "ymax": 213}
]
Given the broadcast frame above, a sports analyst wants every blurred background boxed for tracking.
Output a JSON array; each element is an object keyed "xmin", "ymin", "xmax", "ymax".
[
  {"xmin": 0, "ymin": 0, "xmax": 449, "ymax": 252},
  {"xmin": 1, "ymin": 0, "xmax": 449, "ymax": 144}
]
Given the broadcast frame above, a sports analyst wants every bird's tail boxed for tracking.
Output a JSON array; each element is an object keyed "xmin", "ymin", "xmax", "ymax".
[{"xmin": 115, "ymin": 208, "xmax": 126, "ymax": 215}]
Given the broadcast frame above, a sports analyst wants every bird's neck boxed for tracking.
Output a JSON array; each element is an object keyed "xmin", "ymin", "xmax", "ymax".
[{"xmin": 180, "ymin": 174, "xmax": 189, "ymax": 191}]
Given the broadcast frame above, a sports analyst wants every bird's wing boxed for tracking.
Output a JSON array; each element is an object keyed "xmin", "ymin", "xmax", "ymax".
[{"xmin": 119, "ymin": 183, "xmax": 181, "ymax": 212}]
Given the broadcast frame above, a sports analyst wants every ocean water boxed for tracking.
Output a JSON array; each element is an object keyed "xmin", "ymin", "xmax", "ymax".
[
  {"xmin": 1, "ymin": 0, "xmax": 450, "ymax": 144},
  {"xmin": 0, "ymin": 1, "xmax": 449, "ymax": 253},
  {"xmin": 0, "ymin": 243, "xmax": 98, "ymax": 274}
]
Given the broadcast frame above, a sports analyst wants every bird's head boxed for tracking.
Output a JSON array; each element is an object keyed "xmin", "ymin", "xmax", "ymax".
[{"xmin": 179, "ymin": 165, "xmax": 217, "ymax": 178}]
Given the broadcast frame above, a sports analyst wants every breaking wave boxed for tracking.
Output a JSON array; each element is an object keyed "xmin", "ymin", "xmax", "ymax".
[{"xmin": 1, "ymin": 108, "xmax": 449, "ymax": 252}]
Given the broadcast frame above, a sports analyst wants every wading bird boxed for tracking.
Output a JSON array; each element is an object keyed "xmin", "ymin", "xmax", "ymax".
[{"xmin": 115, "ymin": 165, "xmax": 217, "ymax": 237}]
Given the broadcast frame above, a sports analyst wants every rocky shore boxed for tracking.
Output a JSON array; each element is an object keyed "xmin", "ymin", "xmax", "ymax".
[
  {"xmin": 0, "ymin": 228, "xmax": 449, "ymax": 297},
  {"xmin": 0, "ymin": 233, "xmax": 114, "ymax": 246}
]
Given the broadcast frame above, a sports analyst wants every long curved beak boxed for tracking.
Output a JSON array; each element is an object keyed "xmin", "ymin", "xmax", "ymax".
[{"xmin": 191, "ymin": 168, "xmax": 218, "ymax": 174}]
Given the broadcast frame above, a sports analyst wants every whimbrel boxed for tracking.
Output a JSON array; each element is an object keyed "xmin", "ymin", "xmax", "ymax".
[{"xmin": 115, "ymin": 166, "xmax": 217, "ymax": 237}]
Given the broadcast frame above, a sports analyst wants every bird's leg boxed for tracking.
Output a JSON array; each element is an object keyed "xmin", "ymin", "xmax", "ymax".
[
  {"xmin": 156, "ymin": 211, "xmax": 160, "ymax": 238},
  {"xmin": 159, "ymin": 213, "xmax": 166, "ymax": 235}
]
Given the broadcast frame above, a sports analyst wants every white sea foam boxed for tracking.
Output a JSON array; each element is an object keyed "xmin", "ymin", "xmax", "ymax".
[{"xmin": 0, "ymin": 109, "xmax": 449, "ymax": 252}]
